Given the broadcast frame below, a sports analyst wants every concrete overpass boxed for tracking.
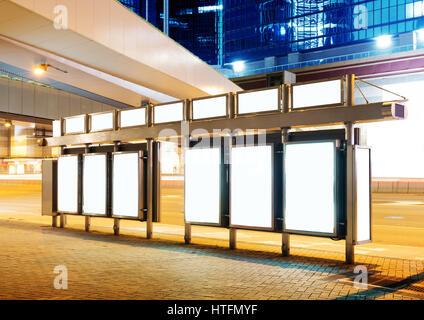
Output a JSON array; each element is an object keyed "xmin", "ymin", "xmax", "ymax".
[{"xmin": 0, "ymin": 0, "xmax": 241, "ymax": 113}]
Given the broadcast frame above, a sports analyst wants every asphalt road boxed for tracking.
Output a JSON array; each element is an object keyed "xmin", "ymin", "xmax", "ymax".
[
  {"xmin": 1, "ymin": 181, "xmax": 424, "ymax": 259},
  {"xmin": 160, "ymin": 185, "xmax": 424, "ymax": 246}
]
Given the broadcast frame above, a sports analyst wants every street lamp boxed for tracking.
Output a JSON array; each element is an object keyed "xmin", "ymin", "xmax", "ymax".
[
  {"xmin": 33, "ymin": 64, "xmax": 48, "ymax": 75},
  {"xmin": 33, "ymin": 63, "xmax": 68, "ymax": 75}
]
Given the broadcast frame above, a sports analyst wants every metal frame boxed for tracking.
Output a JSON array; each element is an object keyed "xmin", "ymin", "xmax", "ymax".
[
  {"xmin": 229, "ymin": 143, "xmax": 279, "ymax": 232},
  {"xmin": 57, "ymin": 154, "xmax": 82, "ymax": 215},
  {"xmin": 118, "ymin": 107, "xmax": 147, "ymax": 129},
  {"xmin": 190, "ymin": 93, "xmax": 231, "ymax": 121},
  {"xmin": 111, "ymin": 150, "xmax": 145, "ymax": 221},
  {"xmin": 43, "ymin": 74, "xmax": 408, "ymax": 263},
  {"xmin": 46, "ymin": 102, "xmax": 404, "ymax": 147},
  {"xmin": 290, "ymin": 77, "xmax": 345, "ymax": 111},
  {"xmin": 282, "ymin": 139, "xmax": 341, "ymax": 238},
  {"xmin": 184, "ymin": 139, "xmax": 227, "ymax": 227},
  {"xmin": 81, "ymin": 153, "xmax": 110, "ymax": 217},
  {"xmin": 152, "ymin": 100, "xmax": 185, "ymax": 125},
  {"xmin": 235, "ymin": 85, "xmax": 282, "ymax": 117},
  {"xmin": 353, "ymin": 146, "xmax": 372, "ymax": 245},
  {"xmin": 88, "ymin": 110, "xmax": 116, "ymax": 133},
  {"xmin": 62, "ymin": 114, "xmax": 87, "ymax": 136}
]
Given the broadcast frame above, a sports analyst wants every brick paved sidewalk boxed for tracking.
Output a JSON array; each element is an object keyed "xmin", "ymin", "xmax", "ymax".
[{"xmin": 0, "ymin": 218, "xmax": 423, "ymax": 300}]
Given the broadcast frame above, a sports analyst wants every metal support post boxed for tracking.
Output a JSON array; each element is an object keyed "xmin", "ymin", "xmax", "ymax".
[
  {"xmin": 345, "ymin": 123, "xmax": 355, "ymax": 264},
  {"xmin": 229, "ymin": 228, "xmax": 237, "ymax": 250},
  {"xmin": 227, "ymin": 134, "xmax": 236, "ymax": 250},
  {"xmin": 184, "ymin": 223, "xmax": 191, "ymax": 244},
  {"xmin": 84, "ymin": 143, "xmax": 90, "ymax": 232},
  {"xmin": 113, "ymin": 218, "xmax": 120, "ymax": 236},
  {"xmin": 345, "ymin": 74, "xmax": 355, "ymax": 107},
  {"xmin": 59, "ymin": 213, "xmax": 66, "ymax": 228},
  {"xmin": 282, "ymin": 84, "xmax": 290, "ymax": 113},
  {"xmin": 345, "ymin": 74, "xmax": 356, "ymax": 264},
  {"xmin": 85, "ymin": 216, "xmax": 91, "ymax": 232},
  {"xmin": 281, "ymin": 127, "xmax": 290, "ymax": 257},
  {"xmin": 146, "ymin": 138, "xmax": 154, "ymax": 239},
  {"xmin": 153, "ymin": 141, "xmax": 161, "ymax": 222},
  {"xmin": 52, "ymin": 216, "xmax": 58, "ymax": 228},
  {"xmin": 183, "ymin": 134, "xmax": 191, "ymax": 244}
]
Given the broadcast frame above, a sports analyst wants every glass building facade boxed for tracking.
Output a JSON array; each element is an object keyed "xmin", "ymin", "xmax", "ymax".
[
  {"xmin": 119, "ymin": 0, "xmax": 142, "ymax": 15},
  {"xmin": 120, "ymin": 1, "xmax": 424, "ymax": 72},
  {"xmin": 224, "ymin": 0, "xmax": 424, "ymax": 63},
  {"xmin": 121, "ymin": 0, "xmax": 223, "ymax": 65}
]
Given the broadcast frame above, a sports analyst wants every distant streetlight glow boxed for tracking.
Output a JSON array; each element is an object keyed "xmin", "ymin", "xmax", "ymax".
[
  {"xmin": 375, "ymin": 35, "xmax": 392, "ymax": 49},
  {"xmin": 232, "ymin": 61, "xmax": 245, "ymax": 73},
  {"xmin": 416, "ymin": 28, "xmax": 424, "ymax": 42}
]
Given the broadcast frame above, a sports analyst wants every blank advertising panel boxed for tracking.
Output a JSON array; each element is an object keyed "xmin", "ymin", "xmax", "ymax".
[
  {"xmin": 192, "ymin": 96, "xmax": 227, "ymax": 120},
  {"xmin": 355, "ymin": 147, "xmax": 371, "ymax": 243},
  {"xmin": 185, "ymin": 148, "xmax": 221, "ymax": 225},
  {"xmin": 284, "ymin": 141, "xmax": 336, "ymax": 235},
  {"xmin": 120, "ymin": 108, "xmax": 146, "ymax": 128},
  {"xmin": 112, "ymin": 153, "xmax": 141, "ymax": 218},
  {"xmin": 57, "ymin": 155, "xmax": 79, "ymax": 213},
  {"xmin": 90, "ymin": 112, "xmax": 114, "ymax": 132},
  {"xmin": 154, "ymin": 102, "xmax": 184, "ymax": 124},
  {"xmin": 65, "ymin": 115, "xmax": 85, "ymax": 134},
  {"xmin": 292, "ymin": 79, "xmax": 342, "ymax": 109},
  {"xmin": 83, "ymin": 154, "xmax": 107, "ymax": 216},
  {"xmin": 237, "ymin": 88, "xmax": 280, "ymax": 115},
  {"xmin": 230, "ymin": 146, "xmax": 273, "ymax": 229}
]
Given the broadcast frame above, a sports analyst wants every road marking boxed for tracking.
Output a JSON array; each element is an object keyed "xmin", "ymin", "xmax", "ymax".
[
  {"xmin": 364, "ymin": 248, "xmax": 387, "ymax": 252},
  {"xmin": 378, "ymin": 201, "xmax": 424, "ymax": 206},
  {"xmin": 384, "ymin": 216, "xmax": 405, "ymax": 219}
]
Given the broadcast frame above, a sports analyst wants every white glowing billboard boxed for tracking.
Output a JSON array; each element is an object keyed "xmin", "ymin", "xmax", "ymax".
[
  {"xmin": 284, "ymin": 141, "xmax": 337, "ymax": 235},
  {"xmin": 53, "ymin": 120, "xmax": 61, "ymax": 137},
  {"xmin": 192, "ymin": 96, "xmax": 227, "ymax": 120},
  {"xmin": 237, "ymin": 88, "xmax": 280, "ymax": 115},
  {"xmin": 64, "ymin": 115, "xmax": 85, "ymax": 134},
  {"xmin": 57, "ymin": 155, "xmax": 79, "ymax": 213},
  {"xmin": 83, "ymin": 154, "xmax": 107, "ymax": 216},
  {"xmin": 230, "ymin": 146, "xmax": 273, "ymax": 229},
  {"xmin": 112, "ymin": 152, "xmax": 141, "ymax": 218},
  {"xmin": 154, "ymin": 102, "xmax": 184, "ymax": 124},
  {"xmin": 292, "ymin": 79, "xmax": 342, "ymax": 109},
  {"xmin": 185, "ymin": 147, "xmax": 221, "ymax": 225},
  {"xmin": 355, "ymin": 147, "xmax": 371, "ymax": 243},
  {"xmin": 120, "ymin": 108, "xmax": 146, "ymax": 128},
  {"xmin": 90, "ymin": 112, "xmax": 114, "ymax": 132}
]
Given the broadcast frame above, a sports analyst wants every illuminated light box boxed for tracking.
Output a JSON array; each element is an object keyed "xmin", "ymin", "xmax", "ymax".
[
  {"xmin": 292, "ymin": 79, "xmax": 342, "ymax": 109},
  {"xmin": 230, "ymin": 145, "xmax": 273, "ymax": 229},
  {"xmin": 53, "ymin": 120, "xmax": 61, "ymax": 137},
  {"xmin": 119, "ymin": 108, "xmax": 146, "ymax": 128},
  {"xmin": 154, "ymin": 102, "xmax": 184, "ymax": 124},
  {"xmin": 192, "ymin": 96, "xmax": 227, "ymax": 120},
  {"xmin": 90, "ymin": 112, "xmax": 114, "ymax": 132},
  {"xmin": 82, "ymin": 154, "xmax": 107, "ymax": 216},
  {"xmin": 185, "ymin": 147, "xmax": 221, "ymax": 225},
  {"xmin": 237, "ymin": 88, "xmax": 280, "ymax": 115},
  {"xmin": 112, "ymin": 152, "xmax": 141, "ymax": 218},
  {"xmin": 355, "ymin": 147, "xmax": 371, "ymax": 243},
  {"xmin": 57, "ymin": 155, "xmax": 80, "ymax": 213},
  {"xmin": 64, "ymin": 115, "xmax": 85, "ymax": 134},
  {"xmin": 284, "ymin": 141, "xmax": 337, "ymax": 235}
]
